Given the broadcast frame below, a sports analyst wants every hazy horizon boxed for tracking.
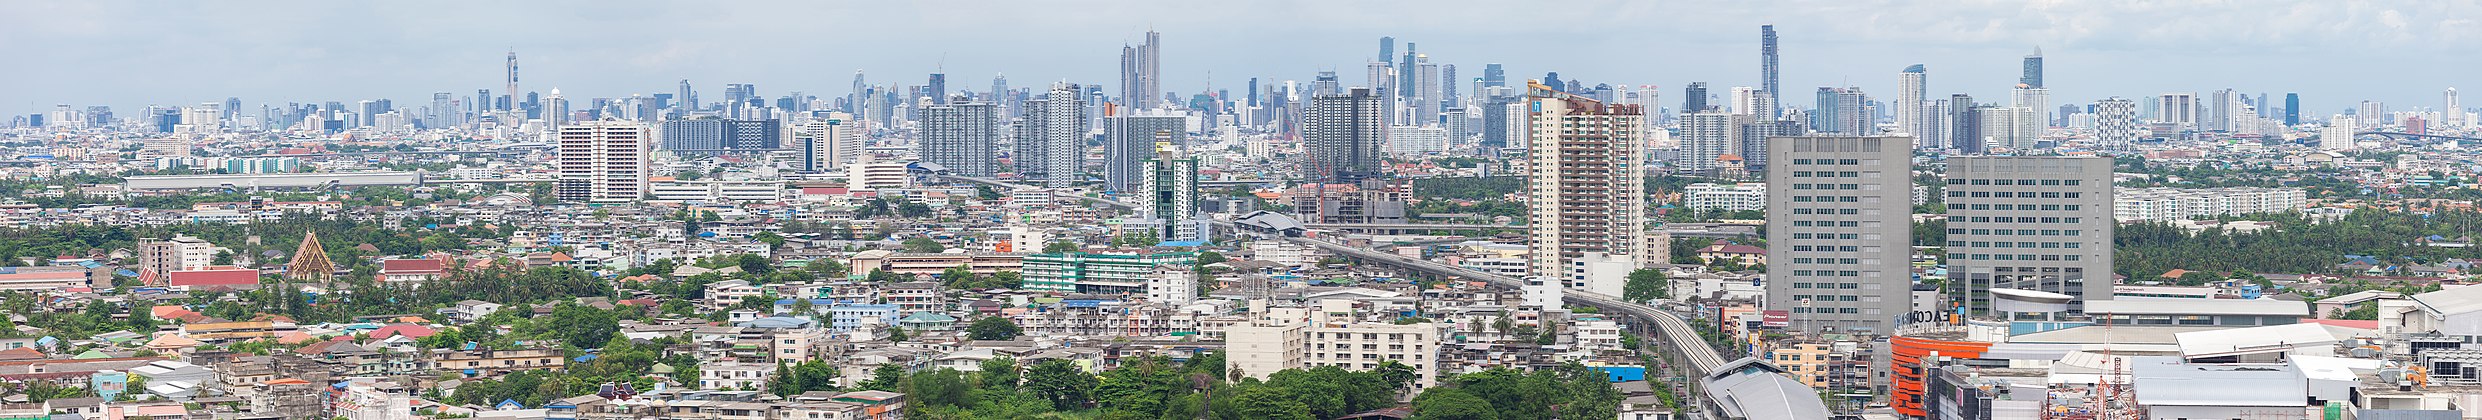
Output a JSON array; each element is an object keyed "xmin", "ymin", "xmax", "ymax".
[{"xmin": 7, "ymin": 0, "xmax": 2479, "ymax": 117}]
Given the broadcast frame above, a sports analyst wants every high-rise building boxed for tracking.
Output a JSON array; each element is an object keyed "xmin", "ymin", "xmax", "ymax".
[
  {"xmin": 1944, "ymin": 156, "xmax": 2112, "ymax": 316},
  {"xmin": 2013, "ymin": 86, "xmax": 2050, "ymax": 133},
  {"xmin": 555, "ymin": 120, "xmax": 651, "ymax": 203},
  {"xmin": 1948, "ymin": 94, "xmax": 1979, "ymax": 152},
  {"xmin": 919, "ymin": 101, "xmax": 997, "ymax": 176},
  {"xmin": 1760, "ymin": 25, "xmax": 1780, "ymax": 118},
  {"xmin": 1119, "ymin": 30, "xmax": 1162, "ymax": 109},
  {"xmin": 657, "ymin": 117, "xmax": 781, "ymax": 152},
  {"xmin": 1015, "ymin": 84, "xmax": 1088, "ymax": 187},
  {"xmin": 926, "ymin": 73, "xmax": 948, "ymax": 105},
  {"xmin": 2447, "ymin": 88, "xmax": 2463, "ymax": 128},
  {"xmin": 2321, "ymin": 115, "xmax": 2358, "ymax": 151},
  {"xmin": 1684, "ymin": 82, "xmax": 1711, "ymax": 114},
  {"xmin": 1897, "ymin": 65, "xmax": 1928, "ymax": 147},
  {"xmin": 1379, "ymin": 36, "xmax": 1396, "ymax": 64},
  {"xmin": 136, "ymin": 236, "xmax": 215, "ymax": 280},
  {"xmin": 2206, "ymin": 89, "xmax": 2237, "ymax": 132},
  {"xmin": 2284, "ymin": 93, "xmax": 2301, "ymax": 126},
  {"xmin": 1812, "ymin": 87, "xmax": 1871, "ymax": 134},
  {"xmin": 1139, "ymin": 139, "xmax": 1203, "ymax": 242},
  {"xmin": 1765, "ymin": 136, "xmax": 1912, "ymax": 334},
  {"xmin": 2094, "ymin": 98, "xmax": 2140, "ymax": 150},
  {"xmin": 1523, "ymin": 82, "xmax": 1655, "ymax": 286},
  {"xmin": 2156, "ymin": 93, "xmax": 2197, "ymax": 130},
  {"xmin": 2356, "ymin": 101, "xmax": 2384, "ymax": 129},
  {"xmin": 2019, "ymin": 47, "xmax": 2043, "ymax": 89},
  {"xmin": 1738, "ymin": 119, "xmax": 1802, "ymax": 172},
  {"xmin": 795, "ymin": 116, "xmax": 860, "ymax": 173},
  {"xmin": 1481, "ymin": 63, "xmax": 1506, "ymax": 88},
  {"xmin": 543, "ymin": 89, "xmax": 569, "ymax": 128},
  {"xmin": 1303, "ymin": 88, "xmax": 1385, "ymax": 183},
  {"xmin": 1676, "ymin": 113, "xmax": 1745, "ymax": 173},
  {"xmin": 1104, "ymin": 110, "xmax": 1188, "ymax": 192},
  {"xmin": 505, "ymin": 51, "xmax": 519, "ymax": 111}
]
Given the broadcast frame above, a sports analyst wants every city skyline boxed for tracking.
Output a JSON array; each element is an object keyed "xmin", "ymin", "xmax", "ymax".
[{"xmin": 9, "ymin": 1, "xmax": 2482, "ymax": 115}]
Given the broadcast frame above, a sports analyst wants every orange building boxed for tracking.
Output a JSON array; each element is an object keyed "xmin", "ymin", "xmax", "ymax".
[{"xmin": 1889, "ymin": 331, "xmax": 1993, "ymax": 418}]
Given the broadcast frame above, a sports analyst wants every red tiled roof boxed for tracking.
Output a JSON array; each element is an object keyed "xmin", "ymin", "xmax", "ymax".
[
  {"xmin": 168, "ymin": 268, "xmax": 259, "ymax": 287},
  {"xmin": 368, "ymin": 323, "xmax": 437, "ymax": 340},
  {"xmin": 382, "ymin": 259, "xmax": 447, "ymax": 273}
]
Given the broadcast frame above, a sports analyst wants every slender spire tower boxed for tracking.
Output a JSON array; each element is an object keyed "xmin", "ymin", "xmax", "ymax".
[
  {"xmin": 506, "ymin": 50, "xmax": 519, "ymax": 111},
  {"xmin": 287, "ymin": 231, "xmax": 334, "ymax": 282}
]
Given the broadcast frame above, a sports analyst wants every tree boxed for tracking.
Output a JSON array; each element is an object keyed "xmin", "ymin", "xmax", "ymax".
[
  {"xmin": 1375, "ymin": 360, "xmax": 1417, "ymax": 393},
  {"xmin": 1623, "ymin": 268, "xmax": 1669, "ymax": 302},
  {"xmin": 966, "ymin": 317, "xmax": 1022, "ymax": 341},
  {"xmin": 1043, "ymin": 241, "xmax": 1080, "ymax": 254},
  {"xmin": 862, "ymin": 364, "xmax": 906, "ymax": 391},
  {"xmin": 753, "ymin": 231, "xmax": 786, "ymax": 248},
  {"xmin": 1195, "ymin": 251, "xmax": 1227, "ymax": 266},
  {"xmin": 903, "ymin": 368, "xmax": 974, "ymax": 410},
  {"xmin": 902, "ymin": 237, "xmax": 945, "ymax": 253},
  {"xmin": 978, "ymin": 357, "xmax": 1020, "ymax": 390},
  {"xmin": 1410, "ymin": 387, "xmax": 1500, "ymax": 420},
  {"xmin": 1022, "ymin": 359, "xmax": 1097, "ymax": 410}
]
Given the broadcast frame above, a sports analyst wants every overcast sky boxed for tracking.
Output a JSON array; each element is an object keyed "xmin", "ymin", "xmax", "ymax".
[{"xmin": 6, "ymin": 0, "xmax": 2478, "ymax": 117}]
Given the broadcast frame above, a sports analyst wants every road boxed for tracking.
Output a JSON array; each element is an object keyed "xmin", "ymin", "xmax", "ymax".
[{"xmin": 1289, "ymin": 236, "xmax": 1732, "ymax": 373}]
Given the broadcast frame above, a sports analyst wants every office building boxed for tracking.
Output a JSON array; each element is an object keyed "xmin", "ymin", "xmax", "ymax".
[
  {"xmin": 1015, "ymin": 84, "xmax": 1088, "ymax": 187},
  {"xmin": 1761, "ymin": 25, "xmax": 1780, "ymax": 118},
  {"xmin": 2013, "ymin": 86, "xmax": 2049, "ymax": 131},
  {"xmin": 2283, "ymin": 93, "xmax": 2301, "ymax": 126},
  {"xmin": 1304, "ymin": 88, "xmax": 1386, "ymax": 183},
  {"xmin": 795, "ymin": 115, "xmax": 861, "ymax": 173},
  {"xmin": 1684, "ymin": 81, "xmax": 1711, "ymax": 114},
  {"xmin": 1898, "ymin": 65, "xmax": 1928, "ymax": 147},
  {"xmin": 657, "ymin": 118, "xmax": 780, "ymax": 152},
  {"xmin": 1103, "ymin": 111, "xmax": 1188, "ymax": 192},
  {"xmin": 1765, "ymin": 136, "xmax": 1911, "ymax": 334},
  {"xmin": 1738, "ymin": 119, "xmax": 1802, "ymax": 172},
  {"xmin": 1948, "ymin": 94, "xmax": 1979, "ymax": 152},
  {"xmin": 918, "ymin": 102, "xmax": 997, "ymax": 176},
  {"xmin": 1139, "ymin": 140, "xmax": 1203, "ymax": 242},
  {"xmin": 1119, "ymin": 30, "xmax": 1162, "ymax": 109},
  {"xmin": 555, "ymin": 120, "xmax": 651, "ymax": 203},
  {"xmin": 1944, "ymin": 156, "xmax": 2113, "ymax": 316},
  {"xmin": 2020, "ymin": 47, "xmax": 2043, "ymax": 89},
  {"xmin": 1523, "ymin": 82, "xmax": 1655, "ymax": 285}
]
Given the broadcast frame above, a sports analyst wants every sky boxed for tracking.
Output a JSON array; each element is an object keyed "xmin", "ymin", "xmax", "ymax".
[{"xmin": 5, "ymin": 0, "xmax": 2480, "ymax": 117}]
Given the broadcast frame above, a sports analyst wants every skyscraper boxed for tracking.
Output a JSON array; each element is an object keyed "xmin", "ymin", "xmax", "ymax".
[
  {"xmin": 1379, "ymin": 37, "xmax": 1396, "ymax": 65},
  {"xmin": 1945, "ymin": 156, "xmax": 2112, "ymax": 316},
  {"xmin": 1765, "ymin": 136, "xmax": 1912, "ymax": 334},
  {"xmin": 1015, "ymin": 84, "xmax": 1088, "ymax": 187},
  {"xmin": 1303, "ymin": 88, "xmax": 1385, "ymax": 183},
  {"xmin": 2020, "ymin": 47, "xmax": 2043, "ymax": 89},
  {"xmin": 2094, "ymin": 97, "xmax": 2139, "ymax": 150},
  {"xmin": 2284, "ymin": 93, "xmax": 2301, "ymax": 126},
  {"xmin": 927, "ymin": 73, "xmax": 948, "ymax": 105},
  {"xmin": 1523, "ymin": 82, "xmax": 1656, "ymax": 286},
  {"xmin": 1140, "ymin": 140, "xmax": 1203, "ymax": 242},
  {"xmin": 555, "ymin": 120, "xmax": 650, "ymax": 203},
  {"xmin": 681, "ymin": 79, "xmax": 697, "ymax": 112},
  {"xmin": 1481, "ymin": 63, "xmax": 1505, "ymax": 88},
  {"xmin": 1897, "ymin": 65, "xmax": 1928, "ymax": 148},
  {"xmin": 1677, "ymin": 112, "xmax": 1746, "ymax": 173},
  {"xmin": 2156, "ymin": 93, "xmax": 2197, "ymax": 130},
  {"xmin": 1684, "ymin": 82, "xmax": 1710, "ymax": 114},
  {"xmin": 1119, "ymin": 30, "xmax": 1162, "ymax": 109},
  {"xmin": 1104, "ymin": 110, "xmax": 1188, "ymax": 192},
  {"xmin": 2447, "ymin": 88, "xmax": 2463, "ymax": 128},
  {"xmin": 505, "ymin": 50, "xmax": 519, "ymax": 111},
  {"xmin": 2206, "ymin": 89, "xmax": 2237, "ymax": 132},
  {"xmin": 2321, "ymin": 115, "xmax": 2358, "ymax": 151},
  {"xmin": 919, "ymin": 101, "xmax": 997, "ymax": 176},
  {"xmin": 1949, "ymin": 93, "xmax": 1980, "ymax": 152},
  {"xmin": 543, "ymin": 89, "xmax": 569, "ymax": 128},
  {"xmin": 1760, "ymin": 25, "xmax": 1780, "ymax": 118},
  {"xmin": 1812, "ymin": 87, "xmax": 1870, "ymax": 134}
]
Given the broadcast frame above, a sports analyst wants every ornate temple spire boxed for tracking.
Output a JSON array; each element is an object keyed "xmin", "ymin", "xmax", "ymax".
[{"xmin": 286, "ymin": 230, "xmax": 334, "ymax": 282}]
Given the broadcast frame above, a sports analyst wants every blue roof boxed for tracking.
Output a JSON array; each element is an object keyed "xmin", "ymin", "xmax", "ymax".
[
  {"xmin": 1063, "ymin": 300, "xmax": 1105, "ymax": 308},
  {"xmin": 1156, "ymin": 240, "xmax": 1207, "ymax": 247},
  {"xmin": 573, "ymin": 354, "xmax": 597, "ymax": 362}
]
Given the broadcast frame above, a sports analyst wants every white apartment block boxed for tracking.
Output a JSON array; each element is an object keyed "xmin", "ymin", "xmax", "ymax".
[
  {"xmin": 1684, "ymin": 182, "xmax": 1768, "ymax": 212},
  {"xmin": 2112, "ymin": 187, "xmax": 2308, "ymax": 222},
  {"xmin": 1227, "ymin": 301, "xmax": 1446, "ymax": 390},
  {"xmin": 555, "ymin": 120, "xmax": 650, "ymax": 203}
]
